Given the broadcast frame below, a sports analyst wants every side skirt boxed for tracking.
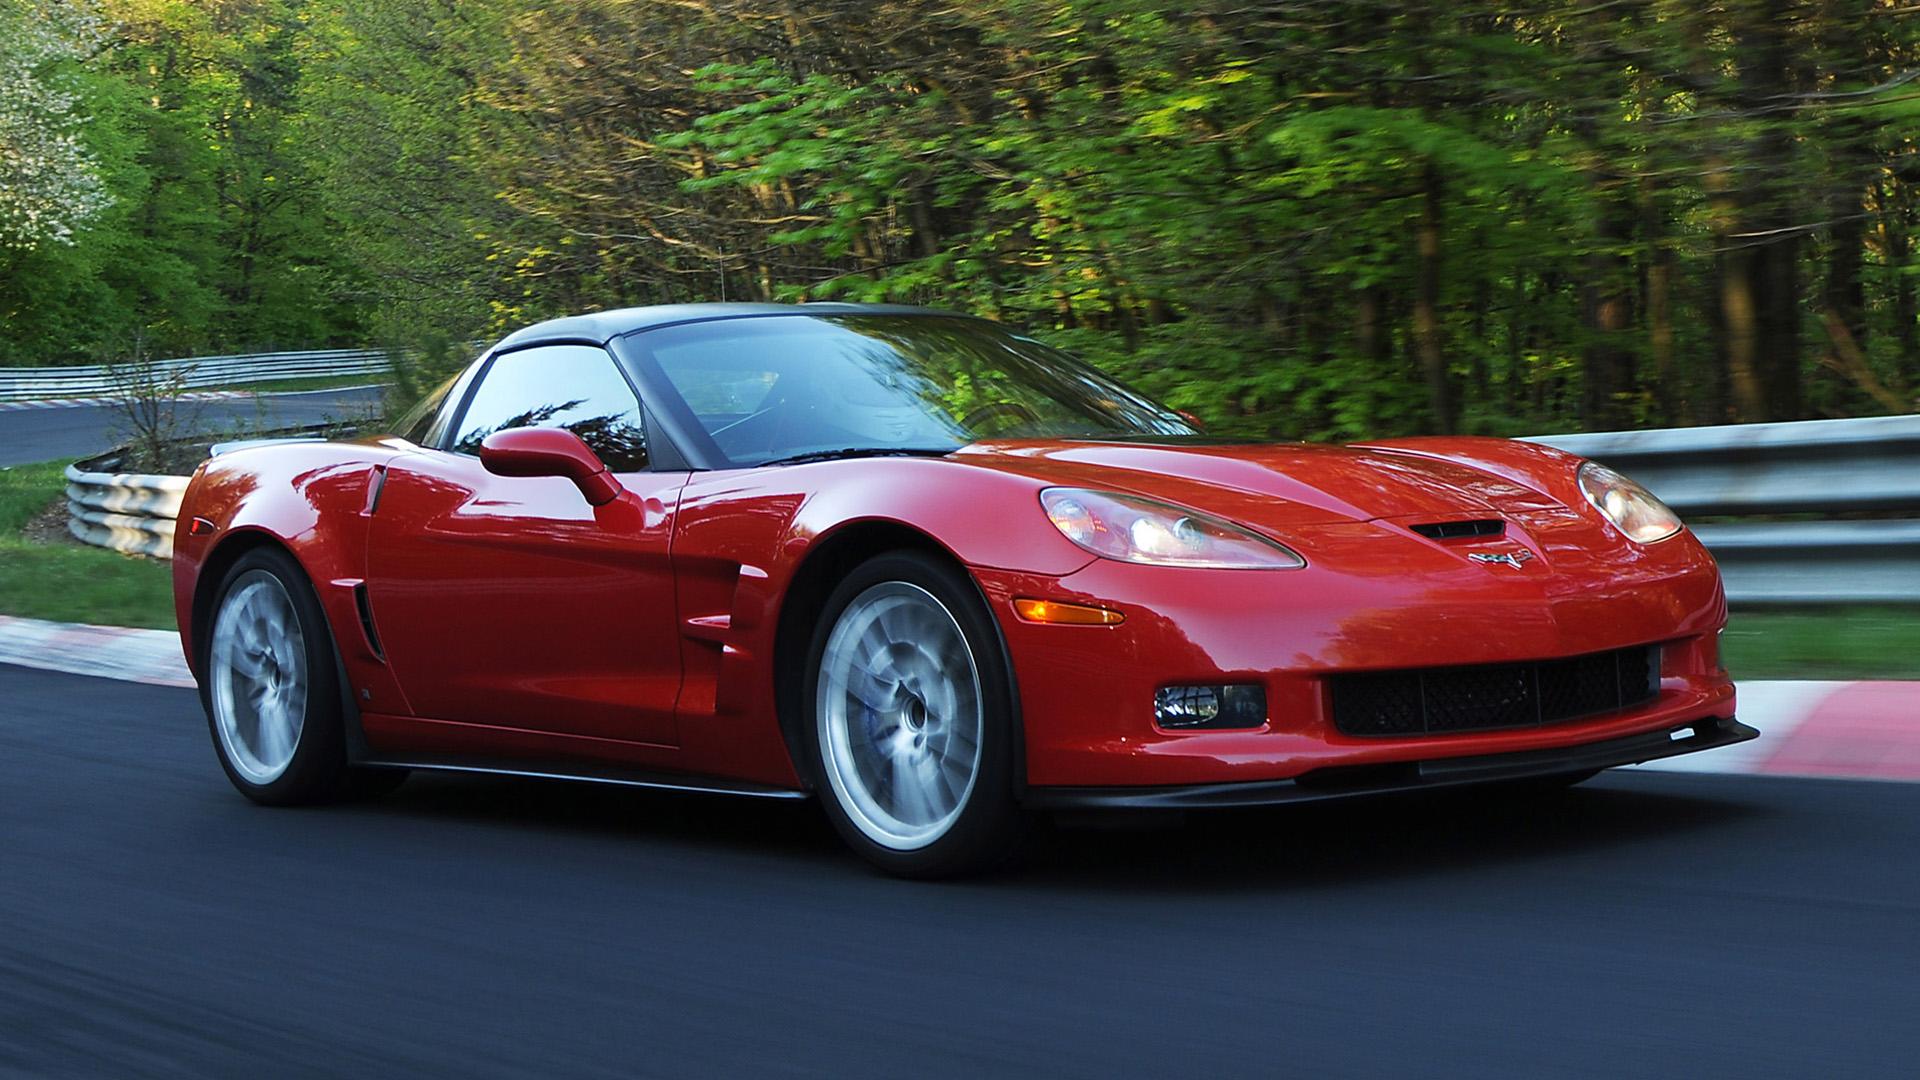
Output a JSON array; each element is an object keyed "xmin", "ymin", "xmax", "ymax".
[{"xmin": 357, "ymin": 753, "xmax": 810, "ymax": 801}]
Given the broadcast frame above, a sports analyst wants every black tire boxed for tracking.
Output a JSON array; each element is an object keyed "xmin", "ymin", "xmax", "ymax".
[
  {"xmin": 801, "ymin": 550, "xmax": 1026, "ymax": 878},
  {"xmin": 199, "ymin": 546, "xmax": 404, "ymax": 805}
]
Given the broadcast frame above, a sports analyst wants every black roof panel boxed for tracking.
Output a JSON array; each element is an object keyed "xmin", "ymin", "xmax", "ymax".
[{"xmin": 492, "ymin": 302, "xmax": 956, "ymax": 350}]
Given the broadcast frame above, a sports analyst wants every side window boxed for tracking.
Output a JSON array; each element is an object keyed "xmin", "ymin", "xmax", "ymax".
[
  {"xmin": 391, "ymin": 358, "xmax": 485, "ymax": 448},
  {"xmin": 420, "ymin": 359, "xmax": 485, "ymax": 448},
  {"xmin": 394, "ymin": 370, "xmax": 461, "ymax": 445},
  {"xmin": 450, "ymin": 345, "xmax": 649, "ymax": 471}
]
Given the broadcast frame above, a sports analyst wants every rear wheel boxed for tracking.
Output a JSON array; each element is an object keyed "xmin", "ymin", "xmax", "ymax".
[
  {"xmin": 202, "ymin": 547, "xmax": 405, "ymax": 805},
  {"xmin": 803, "ymin": 551, "xmax": 1025, "ymax": 878}
]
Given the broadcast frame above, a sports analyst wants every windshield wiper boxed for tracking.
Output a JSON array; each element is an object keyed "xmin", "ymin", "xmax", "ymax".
[{"xmin": 755, "ymin": 446, "xmax": 958, "ymax": 468}]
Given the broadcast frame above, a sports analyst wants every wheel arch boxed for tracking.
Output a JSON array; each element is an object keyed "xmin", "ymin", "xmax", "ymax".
[
  {"xmin": 188, "ymin": 528, "xmax": 299, "ymax": 676},
  {"xmin": 191, "ymin": 527, "xmax": 375, "ymax": 761},
  {"xmin": 770, "ymin": 519, "xmax": 1027, "ymax": 795}
]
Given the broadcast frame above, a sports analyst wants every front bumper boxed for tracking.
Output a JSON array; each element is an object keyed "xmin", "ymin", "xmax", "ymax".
[
  {"xmin": 971, "ymin": 528, "xmax": 1733, "ymax": 788},
  {"xmin": 1027, "ymin": 715, "xmax": 1756, "ymax": 809}
]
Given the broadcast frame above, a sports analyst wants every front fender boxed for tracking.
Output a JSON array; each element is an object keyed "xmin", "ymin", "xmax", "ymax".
[
  {"xmin": 172, "ymin": 440, "xmax": 409, "ymax": 691},
  {"xmin": 1353, "ymin": 435, "xmax": 1592, "ymax": 508}
]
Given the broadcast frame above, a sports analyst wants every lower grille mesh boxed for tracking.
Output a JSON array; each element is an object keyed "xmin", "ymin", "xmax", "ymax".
[{"xmin": 1330, "ymin": 644, "xmax": 1661, "ymax": 737}]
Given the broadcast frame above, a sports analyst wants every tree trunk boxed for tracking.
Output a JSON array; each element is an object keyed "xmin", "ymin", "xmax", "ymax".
[
  {"xmin": 1412, "ymin": 162, "xmax": 1454, "ymax": 433},
  {"xmin": 1703, "ymin": 253, "xmax": 1731, "ymax": 424},
  {"xmin": 1883, "ymin": 181, "xmax": 1919, "ymax": 381},
  {"xmin": 1468, "ymin": 275, "xmax": 1491, "ymax": 405},
  {"xmin": 1722, "ymin": 247, "xmax": 1768, "ymax": 420},
  {"xmin": 1757, "ymin": 232, "xmax": 1802, "ymax": 419},
  {"xmin": 1724, "ymin": 0, "xmax": 1803, "ymax": 421},
  {"xmin": 1581, "ymin": 195, "xmax": 1636, "ymax": 430},
  {"xmin": 1642, "ymin": 180, "xmax": 1677, "ymax": 424},
  {"xmin": 1356, "ymin": 284, "xmax": 1391, "ymax": 373}
]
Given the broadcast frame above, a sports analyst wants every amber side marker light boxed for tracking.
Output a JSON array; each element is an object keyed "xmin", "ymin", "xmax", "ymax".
[{"xmin": 1013, "ymin": 598, "xmax": 1125, "ymax": 626}]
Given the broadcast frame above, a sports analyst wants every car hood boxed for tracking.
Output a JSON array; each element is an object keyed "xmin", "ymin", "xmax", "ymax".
[{"xmin": 952, "ymin": 439, "xmax": 1565, "ymax": 528}]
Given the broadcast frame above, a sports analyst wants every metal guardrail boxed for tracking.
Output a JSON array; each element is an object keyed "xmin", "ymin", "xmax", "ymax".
[
  {"xmin": 63, "ymin": 461, "xmax": 186, "ymax": 559},
  {"xmin": 1531, "ymin": 414, "xmax": 1920, "ymax": 605},
  {"xmin": 0, "ymin": 349, "xmax": 392, "ymax": 402}
]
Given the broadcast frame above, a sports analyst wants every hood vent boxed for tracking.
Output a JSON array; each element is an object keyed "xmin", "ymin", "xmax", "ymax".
[{"xmin": 1409, "ymin": 519, "xmax": 1505, "ymax": 540}]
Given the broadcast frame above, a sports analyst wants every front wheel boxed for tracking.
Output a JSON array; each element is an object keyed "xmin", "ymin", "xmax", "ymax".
[
  {"xmin": 803, "ymin": 551, "xmax": 1025, "ymax": 878},
  {"xmin": 202, "ymin": 546, "xmax": 404, "ymax": 805}
]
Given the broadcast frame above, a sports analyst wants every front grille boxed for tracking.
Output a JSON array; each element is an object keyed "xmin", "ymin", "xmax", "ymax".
[
  {"xmin": 1330, "ymin": 644, "xmax": 1661, "ymax": 737},
  {"xmin": 1409, "ymin": 519, "xmax": 1505, "ymax": 540}
]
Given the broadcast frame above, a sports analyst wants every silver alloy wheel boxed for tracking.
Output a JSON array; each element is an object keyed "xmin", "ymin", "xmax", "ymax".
[
  {"xmin": 816, "ymin": 581, "xmax": 984, "ymax": 851},
  {"xmin": 209, "ymin": 569, "xmax": 309, "ymax": 786}
]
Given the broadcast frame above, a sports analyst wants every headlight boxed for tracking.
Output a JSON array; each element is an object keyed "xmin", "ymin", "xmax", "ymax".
[
  {"xmin": 1577, "ymin": 461, "xmax": 1682, "ymax": 543},
  {"xmin": 1040, "ymin": 488, "xmax": 1306, "ymax": 569}
]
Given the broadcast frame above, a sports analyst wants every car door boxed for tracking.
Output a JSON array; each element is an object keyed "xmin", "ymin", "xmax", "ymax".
[{"xmin": 364, "ymin": 343, "xmax": 686, "ymax": 747}]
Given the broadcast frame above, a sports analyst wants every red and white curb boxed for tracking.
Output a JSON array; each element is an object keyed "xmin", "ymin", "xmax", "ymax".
[
  {"xmin": 0, "ymin": 612, "xmax": 1912, "ymax": 782},
  {"xmin": 1636, "ymin": 680, "xmax": 1920, "ymax": 782},
  {"xmin": 0, "ymin": 614, "xmax": 193, "ymax": 689}
]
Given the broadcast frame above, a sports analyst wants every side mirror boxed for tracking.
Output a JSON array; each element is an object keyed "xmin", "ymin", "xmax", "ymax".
[
  {"xmin": 479, "ymin": 427, "xmax": 624, "ymax": 506},
  {"xmin": 1176, "ymin": 409, "xmax": 1207, "ymax": 433}
]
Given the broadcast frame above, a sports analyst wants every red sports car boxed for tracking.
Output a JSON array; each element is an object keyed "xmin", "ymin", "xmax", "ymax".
[{"xmin": 174, "ymin": 303, "xmax": 1751, "ymax": 876}]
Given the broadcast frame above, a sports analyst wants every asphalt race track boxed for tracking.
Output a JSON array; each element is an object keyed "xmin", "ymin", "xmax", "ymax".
[
  {"xmin": 3, "ymin": 662, "xmax": 1916, "ymax": 1078},
  {"xmin": 0, "ymin": 386, "xmax": 386, "ymax": 468}
]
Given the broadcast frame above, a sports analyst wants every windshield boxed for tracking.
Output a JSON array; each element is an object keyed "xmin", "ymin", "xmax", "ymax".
[{"xmin": 639, "ymin": 315, "xmax": 1196, "ymax": 468}]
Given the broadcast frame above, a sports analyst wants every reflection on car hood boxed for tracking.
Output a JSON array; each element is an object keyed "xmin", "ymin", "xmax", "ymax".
[{"xmin": 951, "ymin": 439, "xmax": 1564, "ymax": 526}]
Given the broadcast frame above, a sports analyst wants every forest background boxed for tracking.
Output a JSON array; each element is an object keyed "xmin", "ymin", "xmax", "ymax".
[{"xmin": 4, "ymin": 0, "xmax": 1918, "ymax": 439}]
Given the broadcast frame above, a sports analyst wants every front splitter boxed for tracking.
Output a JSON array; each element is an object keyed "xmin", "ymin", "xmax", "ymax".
[{"xmin": 1025, "ymin": 716, "xmax": 1759, "ymax": 810}]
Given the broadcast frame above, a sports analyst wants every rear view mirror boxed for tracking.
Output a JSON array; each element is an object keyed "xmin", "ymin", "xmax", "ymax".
[{"xmin": 479, "ymin": 428, "xmax": 624, "ymax": 506}]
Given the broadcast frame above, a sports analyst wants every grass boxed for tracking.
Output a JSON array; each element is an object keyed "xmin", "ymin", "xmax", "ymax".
[
  {"xmin": 0, "ymin": 459, "xmax": 177, "ymax": 630},
  {"xmin": 2, "ymin": 456, "xmax": 1917, "ymax": 676},
  {"xmin": 1721, "ymin": 608, "xmax": 1920, "ymax": 681},
  {"xmin": 217, "ymin": 373, "xmax": 392, "ymax": 395}
]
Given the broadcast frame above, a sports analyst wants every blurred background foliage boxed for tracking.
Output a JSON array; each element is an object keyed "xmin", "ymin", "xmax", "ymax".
[{"xmin": 4, "ymin": 0, "xmax": 1919, "ymax": 439}]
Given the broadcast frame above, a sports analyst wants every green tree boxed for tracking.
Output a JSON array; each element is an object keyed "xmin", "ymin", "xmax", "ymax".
[{"xmin": 0, "ymin": 0, "xmax": 110, "ymax": 251}]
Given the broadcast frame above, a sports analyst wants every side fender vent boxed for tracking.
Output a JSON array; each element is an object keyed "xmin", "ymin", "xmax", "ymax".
[
  {"xmin": 363, "ymin": 465, "xmax": 388, "ymax": 516},
  {"xmin": 353, "ymin": 582, "xmax": 385, "ymax": 662}
]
